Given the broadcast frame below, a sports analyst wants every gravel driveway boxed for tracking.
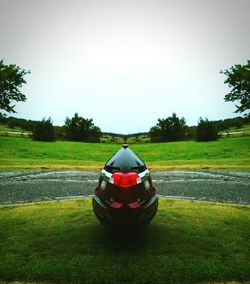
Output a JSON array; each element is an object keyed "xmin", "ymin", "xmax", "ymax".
[{"xmin": 0, "ymin": 170, "xmax": 249, "ymax": 205}]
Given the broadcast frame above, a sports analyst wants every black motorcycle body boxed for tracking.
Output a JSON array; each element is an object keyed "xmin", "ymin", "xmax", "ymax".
[{"xmin": 92, "ymin": 145, "xmax": 158, "ymax": 227}]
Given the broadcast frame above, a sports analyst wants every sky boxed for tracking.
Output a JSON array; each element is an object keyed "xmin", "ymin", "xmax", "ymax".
[{"xmin": 0, "ymin": 0, "xmax": 249, "ymax": 134}]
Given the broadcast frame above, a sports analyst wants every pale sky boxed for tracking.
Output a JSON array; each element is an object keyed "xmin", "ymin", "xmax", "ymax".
[{"xmin": 0, "ymin": 0, "xmax": 249, "ymax": 134}]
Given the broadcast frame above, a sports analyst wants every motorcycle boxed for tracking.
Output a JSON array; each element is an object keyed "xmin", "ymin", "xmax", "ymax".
[{"xmin": 92, "ymin": 144, "xmax": 158, "ymax": 227}]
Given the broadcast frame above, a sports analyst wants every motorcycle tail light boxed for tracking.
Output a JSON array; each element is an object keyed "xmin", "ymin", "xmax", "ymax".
[{"xmin": 111, "ymin": 172, "xmax": 140, "ymax": 188}]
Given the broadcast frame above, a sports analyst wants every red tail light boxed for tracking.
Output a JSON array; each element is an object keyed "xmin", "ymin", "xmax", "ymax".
[
  {"xmin": 111, "ymin": 172, "xmax": 140, "ymax": 188},
  {"xmin": 128, "ymin": 201, "xmax": 141, "ymax": 208},
  {"xmin": 110, "ymin": 201, "xmax": 123, "ymax": 208}
]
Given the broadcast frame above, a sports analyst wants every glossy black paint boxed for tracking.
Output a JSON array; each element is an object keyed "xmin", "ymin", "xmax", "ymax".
[
  {"xmin": 92, "ymin": 145, "xmax": 158, "ymax": 227},
  {"xmin": 104, "ymin": 144, "xmax": 147, "ymax": 173}
]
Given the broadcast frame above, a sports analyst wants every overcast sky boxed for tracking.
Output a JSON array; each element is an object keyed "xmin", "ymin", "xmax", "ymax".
[{"xmin": 0, "ymin": 0, "xmax": 249, "ymax": 134}]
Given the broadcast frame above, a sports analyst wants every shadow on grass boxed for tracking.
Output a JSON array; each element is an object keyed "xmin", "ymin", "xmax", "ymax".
[
  {"xmin": 83, "ymin": 223, "xmax": 161, "ymax": 253},
  {"xmin": 1, "ymin": 200, "xmax": 250, "ymax": 283}
]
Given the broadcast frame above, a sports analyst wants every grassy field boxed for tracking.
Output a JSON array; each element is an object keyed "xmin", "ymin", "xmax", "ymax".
[
  {"xmin": 219, "ymin": 124, "xmax": 250, "ymax": 138},
  {"xmin": 101, "ymin": 134, "xmax": 150, "ymax": 144},
  {"xmin": 0, "ymin": 136, "xmax": 250, "ymax": 171},
  {"xmin": 0, "ymin": 123, "xmax": 31, "ymax": 138},
  {"xmin": 0, "ymin": 198, "xmax": 249, "ymax": 283}
]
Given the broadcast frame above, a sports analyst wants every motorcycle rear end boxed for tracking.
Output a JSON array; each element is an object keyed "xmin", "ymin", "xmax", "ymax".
[{"xmin": 92, "ymin": 144, "xmax": 158, "ymax": 230}]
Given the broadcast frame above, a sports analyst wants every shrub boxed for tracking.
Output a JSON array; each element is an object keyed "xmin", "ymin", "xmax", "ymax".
[
  {"xmin": 149, "ymin": 113, "xmax": 187, "ymax": 142},
  {"xmin": 196, "ymin": 118, "xmax": 218, "ymax": 142},
  {"xmin": 64, "ymin": 113, "xmax": 101, "ymax": 142},
  {"xmin": 33, "ymin": 117, "xmax": 55, "ymax": 141}
]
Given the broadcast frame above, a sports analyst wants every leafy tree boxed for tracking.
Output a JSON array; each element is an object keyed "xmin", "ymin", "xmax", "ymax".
[
  {"xmin": 33, "ymin": 118, "xmax": 55, "ymax": 141},
  {"xmin": 5, "ymin": 116, "xmax": 36, "ymax": 131},
  {"xmin": 0, "ymin": 60, "xmax": 30, "ymax": 113},
  {"xmin": 221, "ymin": 60, "xmax": 250, "ymax": 114},
  {"xmin": 54, "ymin": 125, "xmax": 67, "ymax": 140},
  {"xmin": 196, "ymin": 118, "xmax": 218, "ymax": 142},
  {"xmin": 185, "ymin": 126, "xmax": 197, "ymax": 140},
  {"xmin": 215, "ymin": 117, "xmax": 244, "ymax": 131},
  {"xmin": 0, "ymin": 112, "xmax": 7, "ymax": 123},
  {"xmin": 149, "ymin": 113, "xmax": 187, "ymax": 142},
  {"xmin": 64, "ymin": 113, "xmax": 101, "ymax": 142},
  {"xmin": 149, "ymin": 125, "xmax": 163, "ymax": 142}
]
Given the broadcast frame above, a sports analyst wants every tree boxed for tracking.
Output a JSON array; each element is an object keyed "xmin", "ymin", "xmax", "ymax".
[
  {"xmin": 33, "ymin": 118, "xmax": 55, "ymax": 141},
  {"xmin": 64, "ymin": 113, "xmax": 101, "ymax": 142},
  {"xmin": 0, "ymin": 60, "xmax": 30, "ymax": 113},
  {"xmin": 149, "ymin": 113, "xmax": 187, "ymax": 142},
  {"xmin": 215, "ymin": 117, "xmax": 244, "ymax": 131},
  {"xmin": 221, "ymin": 60, "xmax": 250, "ymax": 114},
  {"xmin": 196, "ymin": 118, "xmax": 218, "ymax": 142}
]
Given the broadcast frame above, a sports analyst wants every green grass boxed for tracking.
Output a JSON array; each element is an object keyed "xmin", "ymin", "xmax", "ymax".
[
  {"xmin": 219, "ymin": 124, "xmax": 250, "ymax": 138},
  {"xmin": 0, "ymin": 198, "xmax": 249, "ymax": 283},
  {"xmin": 0, "ymin": 123, "xmax": 31, "ymax": 138},
  {"xmin": 0, "ymin": 136, "xmax": 250, "ymax": 171},
  {"xmin": 101, "ymin": 134, "xmax": 125, "ymax": 144},
  {"xmin": 127, "ymin": 134, "xmax": 150, "ymax": 144}
]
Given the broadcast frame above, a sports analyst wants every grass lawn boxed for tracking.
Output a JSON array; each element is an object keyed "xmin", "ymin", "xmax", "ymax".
[
  {"xmin": 0, "ymin": 136, "xmax": 250, "ymax": 171},
  {"xmin": 0, "ymin": 198, "xmax": 249, "ymax": 283}
]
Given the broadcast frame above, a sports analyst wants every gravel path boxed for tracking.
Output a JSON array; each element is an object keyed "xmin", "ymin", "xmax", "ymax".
[{"xmin": 0, "ymin": 170, "xmax": 249, "ymax": 205}]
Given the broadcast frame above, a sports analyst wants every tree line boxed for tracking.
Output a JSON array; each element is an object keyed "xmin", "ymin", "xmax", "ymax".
[
  {"xmin": 0, "ymin": 113, "xmax": 101, "ymax": 142},
  {"xmin": 149, "ymin": 114, "xmax": 250, "ymax": 142},
  {"xmin": 1, "ymin": 112, "xmax": 249, "ymax": 143},
  {"xmin": 0, "ymin": 59, "xmax": 249, "ymax": 143}
]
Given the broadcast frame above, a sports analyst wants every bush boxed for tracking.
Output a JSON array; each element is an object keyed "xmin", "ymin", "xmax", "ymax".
[
  {"xmin": 64, "ymin": 113, "xmax": 101, "ymax": 142},
  {"xmin": 196, "ymin": 118, "xmax": 218, "ymax": 142},
  {"xmin": 32, "ymin": 118, "xmax": 55, "ymax": 141},
  {"xmin": 149, "ymin": 113, "xmax": 187, "ymax": 142}
]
